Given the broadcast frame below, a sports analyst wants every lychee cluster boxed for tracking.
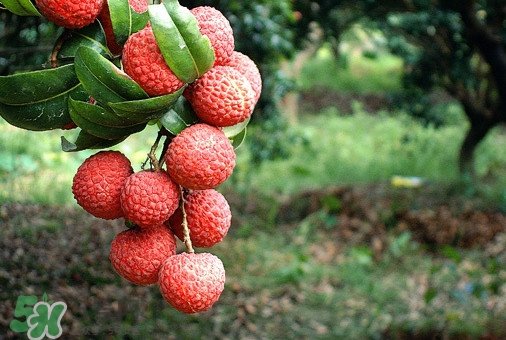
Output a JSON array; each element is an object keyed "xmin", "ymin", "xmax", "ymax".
[
  {"xmin": 60, "ymin": 2, "xmax": 261, "ymax": 314},
  {"xmin": 120, "ymin": 5, "xmax": 261, "ymax": 126}
]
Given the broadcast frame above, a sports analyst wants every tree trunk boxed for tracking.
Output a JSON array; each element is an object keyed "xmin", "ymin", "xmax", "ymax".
[{"xmin": 458, "ymin": 119, "xmax": 495, "ymax": 177}]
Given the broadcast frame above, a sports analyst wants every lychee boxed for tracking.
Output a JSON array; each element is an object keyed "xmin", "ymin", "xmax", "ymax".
[
  {"xmin": 120, "ymin": 170, "xmax": 180, "ymax": 228},
  {"xmin": 35, "ymin": 0, "xmax": 104, "ymax": 29},
  {"xmin": 109, "ymin": 224, "xmax": 177, "ymax": 285},
  {"xmin": 226, "ymin": 51, "xmax": 262, "ymax": 103},
  {"xmin": 184, "ymin": 65, "xmax": 255, "ymax": 127},
  {"xmin": 169, "ymin": 189, "xmax": 231, "ymax": 248},
  {"xmin": 190, "ymin": 6, "xmax": 234, "ymax": 66},
  {"xmin": 122, "ymin": 26, "xmax": 185, "ymax": 96},
  {"xmin": 72, "ymin": 150, "xmax": 133, "ymax": 220},
  {"xmin": 158, "ymin": 252, "xmax": 225, "ymax": 314},
  {"xmin": 165, "ymin": 123, "xmax": 236, "ymax": 190},
  {"xmin": 98, "ymin": 0, "xmax": 149, "ymax": 55}
]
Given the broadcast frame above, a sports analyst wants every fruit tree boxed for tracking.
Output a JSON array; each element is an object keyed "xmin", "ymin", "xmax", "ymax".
[{"xmin": 0, "ymin": 0, "xmax": 262, "ymax": 314}]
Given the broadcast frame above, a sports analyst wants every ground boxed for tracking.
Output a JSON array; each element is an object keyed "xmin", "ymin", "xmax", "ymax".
[{"xmin": 1, "ymin": 182, "xmax": 505, "ymax": 339}]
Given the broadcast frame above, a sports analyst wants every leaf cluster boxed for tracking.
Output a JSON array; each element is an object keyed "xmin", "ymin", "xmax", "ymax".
[{"xmin": 0, "ymin": 1, "xmax": 252, "ymax": 153}]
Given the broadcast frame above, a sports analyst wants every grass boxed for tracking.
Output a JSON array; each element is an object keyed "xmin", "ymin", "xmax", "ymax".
[{"xmin": 298, "ymin": 44, "xmax": 403, "ymax": 93}]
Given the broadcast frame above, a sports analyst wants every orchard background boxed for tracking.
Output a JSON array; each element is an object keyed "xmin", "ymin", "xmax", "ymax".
[{"xmin": 2, "ymin": 0, "xmax": 506, "ymax": 339}]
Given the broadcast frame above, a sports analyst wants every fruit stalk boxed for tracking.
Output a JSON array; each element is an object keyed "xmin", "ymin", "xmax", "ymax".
[{"xmin": 179, "ymin": 186, "xmax": 194, "ymax": 254}]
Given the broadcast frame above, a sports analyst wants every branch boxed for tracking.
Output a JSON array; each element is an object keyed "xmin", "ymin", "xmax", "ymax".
[{"xmin": 456, "ymin": 0, "xmax": 506, "ymax": 105}]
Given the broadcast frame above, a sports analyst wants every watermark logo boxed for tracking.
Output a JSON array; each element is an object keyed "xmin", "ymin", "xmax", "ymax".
[{"xmin": 9, "ymin": 293, "xmax": 67, "ymax": 340}]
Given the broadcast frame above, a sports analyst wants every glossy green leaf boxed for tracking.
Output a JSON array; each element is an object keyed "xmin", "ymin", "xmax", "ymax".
[
  {"xmin": 230, "ymin": 126, "xmax": 247, "ymax": 149},
  {"xmin": 0, "ymin": 64, "xmax": 80, "ymax": 105},
  {"xmin": 74, "ymin": 46, "xmax": 149, "ymax": 108},
  {"xmin": 109, "ymin": 86, "xmax": 185, "ymax": 119},
  {"xmin": 0, "ymin": 84, "xmax": 88, "ymax": 131},
  {"xmin": 159, "ymin": 96, "xmax": 198, "ymax": 134},
  {"xmin": 68, "ymin": 98, "xmax": 146, "ymax": 127},
  {"xmin": 109, "ymin": 0, "xmax": 149, "ymax": 46},
  {"xmin": 1, "ymin": 0, "xmax": 41, "ymax": 16},
  {"xmin": 58, "ymin": 22, "xmax": 110, "ymax": 60},
  {"xmin": 61, "ymin": 130, "xmax": 126, "ymax": 152},
  {"xmin": 69, "ymin": 100, "xmax": 146, "ymax": 140},
  {"xmin": 223, "ymin": 117, "xmax": 249, "ymax": 149},
  {"xmin": 149, "ymin": 2, "xmax": 214, "ymax": 83},
  {"xmin": 222, "ymin": 117, "xmax": 251, "ymax": 138},
  {"xmin": 69, "ymin": 98, "xmax": 146, "ymax": 140}
]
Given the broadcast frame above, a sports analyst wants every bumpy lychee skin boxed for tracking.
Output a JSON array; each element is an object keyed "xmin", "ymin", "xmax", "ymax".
[
  {"xmin": 122, "ymin": 26, "xmax": 185, "ymax": 96},
  {"xmin": 169, "ymin": 189, "xmax": 231, "ymax": 248},
  {"xmin": 72, "ymin": 151, "xmax": 133, "ymax": 220},
  {"xmin": 98, "ymin": 0, "xmax": 149, "ymax": 55},
  {"xmin": 184, "ymin": 65, "xmax": 255, "ymax": 127},
  {"xmin": 158, "ymin": 252, "xmax": 225, "ymax": 314},
  {"xmin": 120, "ymin": 170, "xmax": 180, "ymax": 228},
  {"xmin": 35, "ymin": 0, "xmax": 104, "ymax": 29},
  {"xmin": 165, "ymin": 124, "xmax": 236, "ymax": 190},
  {"xmin": 110, "ymin": 224, "xmax": 177, "ymax": 285},
  {"xmin": 226, "ymin": 51, "xmax": 262, "ymax": 103},
  {"xmin": 190, "ymin": 6, "xmax": 234, "ymax": 66}
]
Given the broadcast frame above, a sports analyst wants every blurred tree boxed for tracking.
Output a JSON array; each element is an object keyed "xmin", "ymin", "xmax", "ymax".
[
  {"xmin": 2, "ymin": 1, "xmax": 505, "ymax": 174},
  {"xmin": 290, "ymin": 0, "xmax": 506, "ymax": 177},
  {"xmin": 0, "ymin": 12, "xmax": 58, "ymax": 75}
]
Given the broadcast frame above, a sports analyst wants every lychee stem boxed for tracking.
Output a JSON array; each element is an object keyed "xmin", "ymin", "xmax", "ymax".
[
  {"xmin": 145, "ymin": 130, "xmax": 164, "ymax": 171},
  {"xmin": 179, "ymin": 186, "xmax": 194, "ymax": 254},
  {"xmin": 49, "ymin": 30, "xmax": 71, "ymax": 68}
]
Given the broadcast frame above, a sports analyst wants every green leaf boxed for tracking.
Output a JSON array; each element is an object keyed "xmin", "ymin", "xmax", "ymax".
[
  {"xmin": 69, "ymin": 99, "xmax": 146, "ymax": 140},
  {"xmin": 61, "ymin": 130, "xmax": 126, "ymax": 152},
  {"xmin": 109, "ymin": 86, "xmax": 185, "ymax": 119},
  {"xmin": 222, "ymin": 117, "xmax": 250, "ymax": 138},
  {"xmin": 108, "ymin": 0, "xmax": 149, "ymax": 46},
  {"xmin": 222, "ymin": 117, "xmax": 249, "ymax": 149},
  {"xmin": 149, "ymin": 2, "xmax": 214, "ymax": 83},
  {"xmin": 74, "ymin": 46, "xmax": 149, "ymax": 108},
  {"xmin": 0, "ymin": 84, "xmax": 88, "ymax": 131},
  {"xmin": 58, "ymin": 22, "xmax": 111, "ymax": 60},
  {"xmin": 0, "ymin": 64, "xmax": 80, "ymax": 105},
  {"xmin": 230, "ymin": 126, "xmax": 247, "ymax": 149},
  {"xmin": 68, "ymin": 98, "xmax": 146, "ymax": 127},
  {"xmin": 159, "ymin": 96, "xmax": 198, "ymax": 134},
  {"xmin": 1, "ymin": 0, "xmax": 41, "ymax": 16}
]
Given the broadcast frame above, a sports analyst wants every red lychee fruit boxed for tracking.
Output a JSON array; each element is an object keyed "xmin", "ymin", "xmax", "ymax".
[
  {"xmin": 226, "ymin": 51, "xmax": 262, "ymax": 103},
  {"xmin": 122, "ymin": 26, "xmax": 185, "ymax": 96},
  {"xmin": 35, "ymin": 0, "xmax": 104, "ymax": 29},
  {"xmin": 72, "ymin": 150, "xmax": 133, "ymax": 220},
  {"xmin": 165, "ymin": 123, "xmax": 236, "ymax": 190},
  {"xmin": 109, "ymin": 224, "xmax": 177, "ymax": 285},
  {"xmin": 158, "ymin": 252, "xmax": 225, "ymax": 314},
  {"xmin": 184, "ymin": 65, "xmax": 255, "ymax": 127},
  {"xmin": 120, "ymin": 170, "xmax": 180, "ymax": 228},
  {"xmin": 190, "ymin": 6, "xmax": 234, "ymax": 66},
  {"xmin": 169, "ymin": 189, "xmax": 231, "ymax": 248},
  {"xmin": 98, "ymin": 0, "xmax": 149, "ymax": 55}
]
